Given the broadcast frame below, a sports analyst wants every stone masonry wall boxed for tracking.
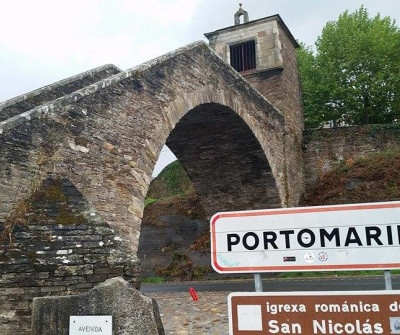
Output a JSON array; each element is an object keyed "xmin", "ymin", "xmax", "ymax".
[
  {"xmin": 303, "ymin": 124, "xmax": 400, "ymax": 191},
  {"xmin": 205, "ymin": 16, "xmax": 303, "ymax": 133},
  {"xmin": 0, "ymin": 174, "xmax": 140, "ymax": 334}
]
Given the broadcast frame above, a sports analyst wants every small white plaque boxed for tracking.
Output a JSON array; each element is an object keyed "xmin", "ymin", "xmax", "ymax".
[
  {"xmin": 69, "ymin": 316, "xmax": 112, "ymax": 335},
  {"xmin": 237, "ymin": 305, "xmax": 262, "ymax": 331}
]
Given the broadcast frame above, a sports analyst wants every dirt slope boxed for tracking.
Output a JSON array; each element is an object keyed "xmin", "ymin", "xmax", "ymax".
[{"xmin": 141, "ymin": 150, "xmax": 400, "ymax": 280}]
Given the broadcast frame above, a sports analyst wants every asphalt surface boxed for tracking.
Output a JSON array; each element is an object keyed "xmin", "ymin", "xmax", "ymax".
[{"xmin": 141, "ymin": 275, "xmax": 400, "ymax": 293}]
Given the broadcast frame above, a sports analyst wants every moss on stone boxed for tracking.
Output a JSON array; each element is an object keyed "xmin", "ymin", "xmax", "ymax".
[
  {"xmin": 38, "ymin": 184, "xmax": 67, "ymax": 204},
  {"xmin": 29, "ymin": 177, "xmax": 89, "ymax": 226},
  {"xmin": 55, "ymin": 209, "xmax": 87, "ymax": 226}
]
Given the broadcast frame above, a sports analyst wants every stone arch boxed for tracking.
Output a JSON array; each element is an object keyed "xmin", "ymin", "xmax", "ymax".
[
  {"xmin": 137, "ymin": 98, "xmax": 283, "ymax": 280},
  {"xmin": 0, "ymin": 42, "xmax": 302, "ymax": 253},
  {"xmin": 152, "ymin": 99, "xmax": 283, "ymax": 218}
]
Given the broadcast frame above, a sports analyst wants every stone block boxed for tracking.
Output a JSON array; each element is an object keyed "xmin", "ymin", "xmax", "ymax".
[{"xmin": 31, "ymin": 277, "xmax": 164, "ymax": 335}]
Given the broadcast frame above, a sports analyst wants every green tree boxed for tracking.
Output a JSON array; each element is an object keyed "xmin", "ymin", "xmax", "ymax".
[{"xmin": 298, "ymin": 6, "xmax": 400, "ymax": 128}]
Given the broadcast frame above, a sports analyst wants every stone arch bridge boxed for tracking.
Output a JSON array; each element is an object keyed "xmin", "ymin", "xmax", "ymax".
[
  {"xmin": 0, "ymin": 41, "xmax": 305, "ymax": 333},
  {"xmin": 0, "ymin": 41, "xmax": 303, "ymax": 251}
]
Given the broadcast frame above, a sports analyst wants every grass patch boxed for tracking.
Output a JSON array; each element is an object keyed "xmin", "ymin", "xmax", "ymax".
[
  {"xmin": 147, "ymin": 160, "xmax": 194, "ymax": 200},
  {"xmin": 141, "ymin": 276, "xmax": 165, "ymax": 283},
  {"xmin": 193, "ymin": 265, "xmax": 213, "ymax": 280},
  {"xmin": 144, "ymin": 197, "xmax": 158, "ymax": 208},
  {"xmin": 156, "ymin": 251, "xmax": 194, "ymax": 281}
]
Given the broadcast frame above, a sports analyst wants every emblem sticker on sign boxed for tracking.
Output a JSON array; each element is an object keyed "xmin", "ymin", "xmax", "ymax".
[
  {"xmin": 304, "ymin": 252, "xmax": 315, "ymax": 263},
  {"xmin": 318, "ymin": 252, "xmax": 328, "ymax": 262}
]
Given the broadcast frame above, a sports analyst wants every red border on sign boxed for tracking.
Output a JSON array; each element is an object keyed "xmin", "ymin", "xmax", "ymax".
[{"xmin": 211, "ymin": 202, "xmax": 400, "ymax": 273}]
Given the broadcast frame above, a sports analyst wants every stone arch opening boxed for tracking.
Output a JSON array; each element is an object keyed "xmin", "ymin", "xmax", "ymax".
[
  {"xmin": 138, "ymin": 101, "xmax": 281, "ymax": 279},
  {"xmin": 165, "ymin": 102, "xmax": 281, "ymax": 216}
]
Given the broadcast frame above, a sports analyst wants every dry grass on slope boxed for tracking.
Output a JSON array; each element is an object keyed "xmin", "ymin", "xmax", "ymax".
[{"xmin": 302, "ymin": 150, "xmax": 400, "ymax": 206}]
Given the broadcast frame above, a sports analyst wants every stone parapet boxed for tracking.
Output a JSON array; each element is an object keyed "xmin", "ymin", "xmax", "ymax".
[{"xmin": 0, "ymin": 65, "xmax": 121, "ymax": 122}]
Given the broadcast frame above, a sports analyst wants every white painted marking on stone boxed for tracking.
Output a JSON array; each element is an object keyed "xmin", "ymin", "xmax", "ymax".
[
  {"xmin": 69, "ymin": 141, "xmax": 89, "ymax": 153},
  {"xmin": 99, "ymin": 241, "xmax": 104, "ymax": 247},
  {"xmin": 0, "ymin": 310, "xmax": 16, "ymax": 319},
  {"xmin": 56, "ymin": 249, "xmax": 73, "ymax": 255},
  {"xmin": 90, "ymin": 212, "xmax": 96, "ymax": 217}
]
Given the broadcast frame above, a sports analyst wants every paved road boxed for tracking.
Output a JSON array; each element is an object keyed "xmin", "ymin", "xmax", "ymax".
[
  {"xmin": 143, "ymin": 276, "xmax": 400, "ymax": 334},
  {"xmin": 142, "ymin": 275, "xmax": 400, "ymax": 293}
]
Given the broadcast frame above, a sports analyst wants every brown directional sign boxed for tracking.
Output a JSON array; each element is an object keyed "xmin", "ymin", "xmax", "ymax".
[{"xmin": 228, "ymin": 291, "xmax": 400, "ymax": 334}]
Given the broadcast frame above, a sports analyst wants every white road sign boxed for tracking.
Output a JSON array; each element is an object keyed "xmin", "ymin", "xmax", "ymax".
[{"xmin": 210, "ymin": 201, "xmax": 400, "ymax": 273}]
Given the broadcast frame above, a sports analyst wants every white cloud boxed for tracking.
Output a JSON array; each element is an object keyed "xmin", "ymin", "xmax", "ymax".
[
  {"xmin": 122, "ymin": 0, "xmax": 199, "ymax": 25},
  {"xmin": 1, "ymin": 0, "xmax": 399, "ymax": 101},
  {"xmin": 1, "ymin": 0, "xmax": 399, "ymax": 175},
  {"xmin": 0, "ymin": 0, "xmax": 101, "ymax": 55}
]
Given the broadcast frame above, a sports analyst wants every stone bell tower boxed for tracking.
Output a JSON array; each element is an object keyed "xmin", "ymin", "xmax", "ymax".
[
  {"xmin": 205, "ymin": 4, "xmax": 305, "ymax": 203},
  {"xmin": 204, "ymin": 4, "xmax": 304, "ymax": 136}
]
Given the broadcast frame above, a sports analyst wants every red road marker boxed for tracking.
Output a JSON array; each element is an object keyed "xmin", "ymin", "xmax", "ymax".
[{"xmin": 189, "ymin": 287, "xmax": 198, "ymax": 301}]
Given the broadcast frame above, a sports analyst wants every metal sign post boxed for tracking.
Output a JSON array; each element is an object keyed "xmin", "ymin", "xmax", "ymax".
[
  {"xmin": 253, "ymin": 273, "xmax": 263, "ymax": 292},
  {"xmin": 385, "ymin": 270, "xmax": 393, "ymax": 290}
]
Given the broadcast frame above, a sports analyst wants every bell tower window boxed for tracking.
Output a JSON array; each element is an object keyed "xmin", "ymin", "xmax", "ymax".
[{"xmin": 230, "ymin": 40, "xmax": 256, "ymax": 72}]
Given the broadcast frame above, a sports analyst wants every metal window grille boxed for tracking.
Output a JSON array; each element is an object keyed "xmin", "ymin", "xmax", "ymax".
[{"xmin": 230, "ymin": 40, "xmax": 256, "ymax": 72}]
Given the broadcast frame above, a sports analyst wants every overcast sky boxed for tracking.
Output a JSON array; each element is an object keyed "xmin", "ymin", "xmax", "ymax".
[{"xmin": 1, "ymin": 0, "xmax": 399, "ymax": 175}]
